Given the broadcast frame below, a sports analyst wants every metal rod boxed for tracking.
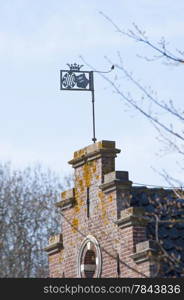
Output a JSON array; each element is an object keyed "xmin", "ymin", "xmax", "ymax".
[
  {"xmin": 91, "ymin": 72, "xmax": 97, "ymax": 143},
  {"xmin": 91, "ymin": 90, "xmax": 97, "ymax": 143}
]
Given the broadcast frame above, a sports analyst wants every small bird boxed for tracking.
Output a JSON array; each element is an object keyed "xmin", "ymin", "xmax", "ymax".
[{"xmin": 111, "ymin": 65, "xmax": 115, "ymax": 70}]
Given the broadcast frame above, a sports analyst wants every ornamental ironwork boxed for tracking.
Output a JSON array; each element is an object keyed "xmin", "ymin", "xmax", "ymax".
[
  {"xmin": 60, "ymin": 63, "xmax": 114, "ymax": 143},
  {"xmin": 60, "ymin": 64, "xmax": 93, "ymax": 91}
]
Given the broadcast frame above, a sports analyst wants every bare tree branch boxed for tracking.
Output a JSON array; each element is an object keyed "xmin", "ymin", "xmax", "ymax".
[{"xmin": 100, "ymin": 11, "xmax": 184, "ymax": 64}]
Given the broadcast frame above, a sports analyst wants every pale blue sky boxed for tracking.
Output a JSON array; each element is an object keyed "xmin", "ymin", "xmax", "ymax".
[{"xmin": 0, "ymin": 0, "xmax": 184, "ymax": 186}]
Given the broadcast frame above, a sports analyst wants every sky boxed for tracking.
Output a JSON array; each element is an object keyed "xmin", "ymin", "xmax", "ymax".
[{"xmin": 0, "ymin": 0, "xmax": 184, "ymax": 186}]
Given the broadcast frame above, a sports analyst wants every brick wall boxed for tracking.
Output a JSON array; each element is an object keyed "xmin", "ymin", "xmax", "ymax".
[{"xmin": 45, "ymin": 141, "xmax": 155, "ymax": 278}]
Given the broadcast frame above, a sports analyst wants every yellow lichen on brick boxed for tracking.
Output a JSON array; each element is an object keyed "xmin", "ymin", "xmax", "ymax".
[
  {"xmin": 78, "ymin": 179, "xmax": 84, "ymax": 192},
  {"xmin": 79, "ymin": 198, "xmax": 83, "ymax": 206},
  {"xmin": 74, "ymin": 187, "xmax": 78, "ymax": 199},
  {"xmin": 98, "ymin": 141, "xmax": 103, "ymax": 149},
  {"xmin": 101, "ymin": 209, "xmax": 106, "ymax": 219},
  {"xmin": 98, "ymin": 140, "xmax": 114, "ymax": 149},
  {"xmin": 83, "ymin": 163, "xmax": 92, "ymax": 187},
  {"xmin": 59, "ymin": 253, "xmax": 63, "ymax": 263},
  {"xmin": 49, "ymin": 256, "xmax": 55, "ymax": 263},
  {"xmin": 74, "ymin": 187, "xmax": 84, "ymax": 207},
  {"xmin": 74, "ymin": 205, "xmax": 80, "ymax": 213},
  {"xmin": 49, "ymin": 235, "xmax": 56, "ymax": 244},
  {"xmin": 74, "ymin": 148, "xmax": 86, "ymax": 159},
  {"xmin": 108, "ymin": 194, "xmax": 113, "ymax": 202},
  {"xmin": 61, "ymin": 191, "xmax": 66, "ymax": 199},
  {"xmin": 92, "ymin": 161, "xmax": 97, "ymax": 173},
  {"xmin": 98, "ymin": 191, "xmax": 104, "ymax": 201},
  {"xmin": 71, "ymin": 218, "xmax": 79, "ymax": 233}
]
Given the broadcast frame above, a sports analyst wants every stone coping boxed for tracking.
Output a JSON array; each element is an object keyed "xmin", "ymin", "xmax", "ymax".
[
  {"xmin": 115, "ymin": 207, "xmax": 148, "ymax": 228},
  {"xmin": 99, "ymin": 171, "xmax": 132, "ymax": 193},
  {"xmin": 44, "ymin": 234, "xmax": 63, "ymax": 255},
  {"xmin": 56, "ymin": 188, "xmax": 75, "ymax": 211},
  {"xmin": 68, "ymin": 140, "xmax": 121, "ymax": 168},
  {"xmin": 130, "ymin": 240, "xmax": 158, "ymax": 264}
]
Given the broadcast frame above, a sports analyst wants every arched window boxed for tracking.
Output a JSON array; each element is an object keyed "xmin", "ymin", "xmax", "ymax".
[
  {"xmin": 77, "ymin": 235, "xmax": 102, "ymax": 278},
  {"xmin": 84, "ymin": 249, "xmax": 96, "ymax": 278}
]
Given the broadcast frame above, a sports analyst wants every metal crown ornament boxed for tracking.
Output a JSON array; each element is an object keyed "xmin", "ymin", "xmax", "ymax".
[{"xmin": 67, "ymin": 63, "xmax": 84, "ymax": 71}]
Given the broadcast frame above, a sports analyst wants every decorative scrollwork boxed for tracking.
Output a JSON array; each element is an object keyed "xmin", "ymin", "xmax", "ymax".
[
  {"xmin": 62, "ymin": 72, "xmax": 76, "ymax": 89},
  {"xmin": 61, "ymin": 63, "xmax": 90, "ymax": 89}
]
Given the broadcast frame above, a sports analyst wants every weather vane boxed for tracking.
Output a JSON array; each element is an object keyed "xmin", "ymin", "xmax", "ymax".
[{"xmin": 60, "ymin": 63, "xmax": 114, "ymax": 143}]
